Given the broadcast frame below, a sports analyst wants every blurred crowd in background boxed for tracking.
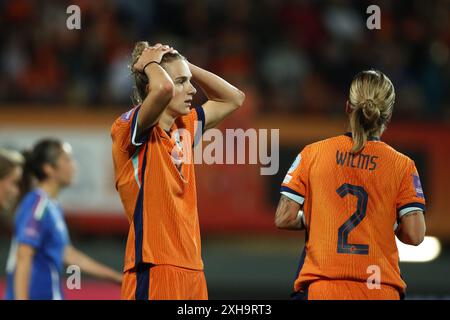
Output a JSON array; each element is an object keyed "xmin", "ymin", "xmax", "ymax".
[{"xmin": 1, "ymin": 0, "xmax": 449, "ymax": 120}]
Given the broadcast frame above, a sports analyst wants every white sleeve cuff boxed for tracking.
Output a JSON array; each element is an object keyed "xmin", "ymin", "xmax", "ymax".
[
  {"xmin": 398, "ymin": 206, "xmax": 424, "ymax": 219},
  {"xmin": 281, "ymin": 191, "xmax": 305, "ymax": 205}
]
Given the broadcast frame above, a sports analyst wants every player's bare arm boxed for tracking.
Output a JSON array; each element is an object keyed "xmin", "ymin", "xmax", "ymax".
[
  {"xmin": 14, "ymin": 243, "xmax": 35, "ymax": 300},
  {"xmin": 188, "ymin": 62, "xmax": 245, "ymax": 130},
  {"xmin": 133, "ymin": 43, "xmax": 176, "ymax": 139},
  {"xmin": 396, "ymin": 210, "xmax": 426, "ymax": 246},
  {"xmin": 64, "ymin": 245, "xmax": 122, "ymax": 284},
  {"xmin": 275, "ymin": 195, "xmax": 305, "ymax": 230}
]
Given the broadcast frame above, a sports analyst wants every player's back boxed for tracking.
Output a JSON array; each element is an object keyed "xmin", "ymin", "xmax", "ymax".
[{"xmin": 285, "ymin": 133, "xmax": 425, "ymax": 294}]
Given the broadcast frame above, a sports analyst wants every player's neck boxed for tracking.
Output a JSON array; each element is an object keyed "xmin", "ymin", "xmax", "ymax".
[
  {"xmin": 38, "ymin": 181, "xmax": 60, "ymax": 199},
  {"xmin": 158, "ymin": 111, "xmax": 176, "ymax": 132},
  {"xmin": 346, "ymin": 125, "xmax": 382, "ymax": 139}
]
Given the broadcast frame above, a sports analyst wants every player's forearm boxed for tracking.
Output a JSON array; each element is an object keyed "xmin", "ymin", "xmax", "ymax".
[
  {"xmin": 275, "ymin": 195, "xmax": 304, "ymax": 230},
  {"xmin": 14, "ymin": 246, "xmax": 34, "ymax": 300},
  {"xmin": 188, "ymin": 62, "xmax": 245, "ymax": 108},
  {"xmin": 138, "ymin": 64, "xmax": 174, "ymax": 130},
  {"xmin": 395, "ymin": 211, "xmax": 426, "ymax": 246},
  {"xmin": 14, "ymin": 265, "xmax": 31, "ymax": 300},
  {"xmin": 275, "ymin": 211, "xmax": 305, "ymax": 230},
  {"xmin": 65, "ymin": 246, "xmax": 122, "ymax": 284}
]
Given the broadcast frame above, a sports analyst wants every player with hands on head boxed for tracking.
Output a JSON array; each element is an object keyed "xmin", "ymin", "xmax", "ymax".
[{"xmin": 111, "ymin": 42, "xmax": 245, "ymax": 300}]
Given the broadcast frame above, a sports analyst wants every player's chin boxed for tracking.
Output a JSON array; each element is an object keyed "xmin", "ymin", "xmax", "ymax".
[
  {"xmin": 178, "ymin": 104, "xmax": 192, "ymax": 115},
  {"xmin": 61, "ymin": 178, "xmax": 75, "ymax": 188}
]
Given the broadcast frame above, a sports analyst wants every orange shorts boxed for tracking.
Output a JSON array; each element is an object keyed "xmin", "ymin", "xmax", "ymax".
[
  {"xmin": 294, "ymin": 280, "xmax": 401, "ymax": 300},
  {"xmin": 121, "ymin": 264, "xmax": 208, "ymax": 300}
]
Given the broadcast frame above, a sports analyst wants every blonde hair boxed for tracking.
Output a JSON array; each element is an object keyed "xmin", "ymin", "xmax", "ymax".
[
  {"xmin": 0, "ymin": 148, "xmax": 24, "ymax": 179},
  {"xmin": 348, "ymin": 70, "xmax": 395, "ymax": 153},
  {"xmin": 130, "ymin": 41, "xmax": 185, "ymax": 105}
]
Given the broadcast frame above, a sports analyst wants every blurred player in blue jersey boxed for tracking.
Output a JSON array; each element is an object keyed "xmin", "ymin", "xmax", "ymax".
[{"xmin": 5, "ymin": 138, "xmax": 122, "ymax": 300}]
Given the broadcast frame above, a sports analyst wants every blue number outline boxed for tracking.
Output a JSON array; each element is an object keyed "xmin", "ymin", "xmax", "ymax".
[{"xmin": 336, "ymin": 184, "xmax": 369, "ymax": 255}]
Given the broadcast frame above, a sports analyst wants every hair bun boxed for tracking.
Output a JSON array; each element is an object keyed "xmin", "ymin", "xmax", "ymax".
[{"xmin": 361, "ymin": 99, "xmax": 380, "ymax": 123}]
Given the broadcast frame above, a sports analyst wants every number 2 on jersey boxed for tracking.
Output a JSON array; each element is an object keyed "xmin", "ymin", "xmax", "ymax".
[{"xmin": 336, "ymin": 184, "xmax": 369, "ymax": 255}]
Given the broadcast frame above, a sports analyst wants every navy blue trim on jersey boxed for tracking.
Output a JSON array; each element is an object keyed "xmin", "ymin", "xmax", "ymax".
[
  {"xmin": 280, "ymin": 186, "xmax": 304, "ymax": 198},
  {"xmin": 195, "ymin": 106, "xmax": 205, "ymax": 133},
  {"xmin": 397, "ymin": 202, "xmax": 426, "ymax": 214},
  {"xmin": 290, "ymin": 287, "xmax": 309, "ymax": 300},
  {"xmin": 133, "ymin": 143, "xmax": 148, "ymax": 267},
  {"xmin": 294, "ymin": 248, "xmax": 307, "ymax": 282},
  {"xmin": 193, "ymin": 106, "xmax": 206, "ymax": 148},
  {"xmin": 290, "ymin": 232, "xmax": 309, "ymax": 300},
  {"xmin": 399, "ymin": 266, "xmax": 406, "ymax": 300},
  {"xmin": 135, "ymin": 263, "xmax": 151, "ymax": 300},
  {"xmin": 130, "ymin": 106, "xmax": 140, "ymax": 145},
  {"xmin": 131, "ymin": 106, "xmax": 150, "ymax": 146},
  {"xmin": 344, "ymin": 132, "xmax": 380, "ymax": 141}
]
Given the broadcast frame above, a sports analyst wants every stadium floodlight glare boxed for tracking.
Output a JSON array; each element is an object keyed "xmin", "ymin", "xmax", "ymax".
[{"xmin": 396, "ymin": 236, "xmax": 441, "ymax": 263}]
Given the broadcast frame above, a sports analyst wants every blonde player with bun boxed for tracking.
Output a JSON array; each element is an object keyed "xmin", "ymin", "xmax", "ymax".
[{"xmin": 277, "ymin": 70, "xmax": 426, "ymax": 300}]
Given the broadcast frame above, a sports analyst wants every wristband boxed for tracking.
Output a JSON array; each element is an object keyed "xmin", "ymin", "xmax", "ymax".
[{"xmin": 142, "ymin": 61, "xmax": 160, "ymax": 74}]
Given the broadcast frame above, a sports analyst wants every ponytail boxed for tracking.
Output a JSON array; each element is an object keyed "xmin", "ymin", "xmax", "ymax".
[
  {"xmin": 19, "ymin": 149, "xmax": 36, "ymax": 198},
  {"xmin": 348, "ymin": 70, "xmax": 395, "ymax": 154}
]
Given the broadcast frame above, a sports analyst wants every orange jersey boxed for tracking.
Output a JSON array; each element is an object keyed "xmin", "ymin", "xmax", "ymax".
[
  {"xmin": 111, "ymin": 106, "xmax": 205, "ymax": 272},
  {"xmin": 281, "ymin": 133, "xmax": 426, "ymax": 295},
  {"xmin": 305, "ymin": 280, "xmax": 400, "ymax": 300},
  {"xmin": 121, "ymin": 264, "xmax": 208, "ymax": 300}
]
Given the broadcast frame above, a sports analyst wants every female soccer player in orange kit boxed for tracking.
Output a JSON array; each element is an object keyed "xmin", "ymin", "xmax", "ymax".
[
  {"xmin": 276, "ymin": 70, "xmax": 426, "ymax": 300},
  {"xmin": 111, "ymin": 43, "xmax": 245, "ymax": 300}
]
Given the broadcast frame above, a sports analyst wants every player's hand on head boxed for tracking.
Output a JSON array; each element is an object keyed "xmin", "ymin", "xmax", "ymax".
[
  {"xmin": 133, "ymin": 44, "xmax": 172, "ymax": 73},
  {"xmin": 152, "ymin": 43, "xmax": 179, "ymax": 55}
]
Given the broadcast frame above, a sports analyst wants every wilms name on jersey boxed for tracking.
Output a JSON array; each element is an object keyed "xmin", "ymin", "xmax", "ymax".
[{"xmin": 336, "ymin": 150, "xmax": 378, "ymax": 171}]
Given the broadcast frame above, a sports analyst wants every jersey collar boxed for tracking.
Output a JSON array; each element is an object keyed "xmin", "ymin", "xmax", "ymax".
[{"xmin": 344, "ymin": 132, "xmax": 381, "ymax": 141}]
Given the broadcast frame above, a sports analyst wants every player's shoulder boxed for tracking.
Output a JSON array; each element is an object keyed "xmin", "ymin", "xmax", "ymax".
[
  {"xmin": 111, "ymin": 106, "xmax": 139, "ymax": 132},
  {"xmin": 315, "ymin": 135, "xmax": 347, "ymax": 146},
  {"xmin": 16, "ymin": 189, "xmax": 49, "ymax": 222},
  {"xmin": 301, "ymin": 135, "xmax": 348, "ymax": 154},
  {"xmin": 378, "ymin": 142, "xmax": 415, "ymax": 167},
  {"xmin": 20, "ymin": 189, "xmax": 46, "ymax": 207}
]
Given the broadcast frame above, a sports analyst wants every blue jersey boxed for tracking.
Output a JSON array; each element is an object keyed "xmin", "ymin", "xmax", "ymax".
[{"xmin": 5, "ymin": 188, "xmax": 70, "ymax": 300}]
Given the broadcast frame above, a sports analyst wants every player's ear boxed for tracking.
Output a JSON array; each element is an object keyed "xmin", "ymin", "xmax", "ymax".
[
  {"xmin": 42, "ymin": 163, "xmax": 54, "ymax": 179},
  {"xmin": 345, "ymin": 101, "xmax": 352, "ymax": 115}
]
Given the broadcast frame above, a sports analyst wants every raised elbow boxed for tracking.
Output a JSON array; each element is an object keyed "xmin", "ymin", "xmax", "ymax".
[
  {"xmin": 153, "ymin": 81, "xmax": 174, "ymax": 100},
  {"xmin": 234, "ymin": 90, "xmax": 246, "ymax": 108}
]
